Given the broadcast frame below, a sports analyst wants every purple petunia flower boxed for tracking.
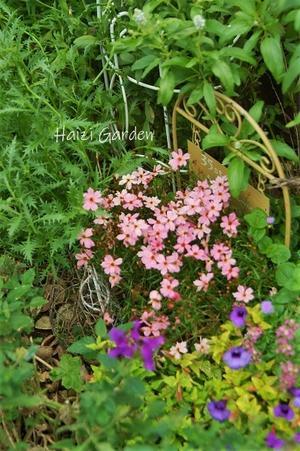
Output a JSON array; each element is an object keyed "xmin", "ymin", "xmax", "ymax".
[
  {"xmin": 267, "ymin": 216, "xmax": 275, "ymax": 225},
  {"xmin": 295, "ymin": 432, "xmax": 300, "ymax": 443},
  {"xmin": 273, "ymin": 402, "xmax": 294, "ymax": 421},
  {"xmin": 108, "ymin": 327, "xmax": 136, "ymax": 359},
  {"xmin": 261, "ymin": 300, "xmax": 274, "ymax": 314},
  {"xmin": 108, "ymin": 322, "xmax": 164, "ymax": 371},
  {"xmin": 140, "ymin": 336, "xmax": 165, "ymax": 371},
  {"xmin": 207, "ymin": 400, "xmax": 230, "ymax": 422},
  {"xmin": 289, "ymin": 387, "xmax": 300, "ymax": 408},
  {"xmin": 223, "ymin": 346, "xmax": 251, "ymax": 370},
  {"xmin": 230, "ymin": 306, "xmax": 247, "ymax": 327},
  {"xmin": 265, "ymin": 431, "xmax": 285, "ymax": 449}
]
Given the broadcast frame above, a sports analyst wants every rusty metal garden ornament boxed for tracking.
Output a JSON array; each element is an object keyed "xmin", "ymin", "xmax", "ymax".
[{"xmin": 172, "ymin": 91, "xmax": 292, "ymax": 247}]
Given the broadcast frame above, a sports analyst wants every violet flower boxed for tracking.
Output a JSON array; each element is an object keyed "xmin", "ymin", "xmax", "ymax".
[
  {"xmin": 265, "ymin": 431, "xmax": 285, "ymax": 449},
  {"xmin": 223, "ymin": 346, "xmax": 251, "ymax": 370},
  {"xmin": 230, "ymin": 306, "xmax": 247, "ymax": 327},
  {"xmin": 273, "ymin": 402, "xmax": 294, "ymax": 421},
  {"xmin": 267, "ymin": 216, "xmax": 275, "ymax": 225},
  {"xmin": 289, "ymin": 387, "xmax": 300, "ymax": 408},
  {"xmin": 108, "ymin": 322, "xmax": 164, "ymax": 371},
  {"xmin": 141, "ymin": 336, "xmax": 165, "ymax": 371},
  {"xmin": 261, "ymin": 300, "xmax": 274, "ymax": 314},
  {"xmin": 108, "ymin": 328, "xmax": 136, "ymax": 359},
  {"xmin": 207, "ymin": 400, "xmax": 230, "ymax": 422}
]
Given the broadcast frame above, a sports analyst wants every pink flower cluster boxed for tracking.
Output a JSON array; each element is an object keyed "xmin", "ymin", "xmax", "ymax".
[
  {"xmin": 280, "ymin": 361, "xmax": 299, "ymax": 390},
  {"xmin": 140, "ymin": 310, "xmax": 170, "ymax": 337},
  {"xmin": 276, "ymin": 319, "xmax": 299, "ymax": 356},
  {"xmin": 244, "ymin": 326, "xmax": 263, "ymax": 362},
  {"xmin": 77, "ymin": 150, "xmax": 241, "ymax": 315},
  {"xmin": 101, "ymin": 255, "xmax": 123, "ymax": 287}
]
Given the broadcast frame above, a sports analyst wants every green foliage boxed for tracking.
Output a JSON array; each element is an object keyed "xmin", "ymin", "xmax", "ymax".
[
  {"xmin": 0, "ymin": 2, "xmax": 127, "ymax": 272},
  {"xmin": 51, "ymin": 354, "xmax": 84, "ymax": 392}
]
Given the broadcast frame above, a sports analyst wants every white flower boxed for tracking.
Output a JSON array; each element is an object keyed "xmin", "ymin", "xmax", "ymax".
[
  {"xmin": 133, "ymin": 8, "xmax": 146, "ymax": 25},
  {"xmin": 193, "ymin": 14, "xmax": 206, "ymax": 30},
  {"xmin": 194, "ymin": 338, "xmax": 210, "ymax": 354}
]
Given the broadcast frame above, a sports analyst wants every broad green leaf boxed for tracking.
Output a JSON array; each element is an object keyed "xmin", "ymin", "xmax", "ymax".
[
  {"xmin": 295, "ymin": 10, "xmax": 300, "ymax": 31},
  {"xmin": 162, "ymin": 56, "xmax": 191, "ymax": 67},
  {"xmin": 95, "ymin": 319, "xmax": 107, "ymax": 337},
  {"xmin": 286, "ymin": 112, "xmax": 300, "ymax": 128},
  {"xmin": 267, "ymin": 244, "xmax": 291, "ymax": 264},
  {"xmin": 219, "ymin": 19, "xmax": 253, "ymax": 45},
  {"xmin": 221, "ymin": 47, "xmax": 256, "ymax": 65},
  {"xmin": 51, "ymin": 354, "xmax": 83, "ymax": 392},
  {"xmin": 228, "ymin": 157, "xmax": 248, "ymax": 198},
  {"xmin": 244, "ymin": 209, "xmax": 267, "ymax": 229},
  {"xmin": 203, "ymin": 81, "xmax": 216, "ymax": 115},
  {"xmin": 243, "ymin": 31, "xmax": 262, "ymax": 53},
  {"xmin": 283, "ymin": 266, "xmax": 300, "ymax": 291},
  {"xmin": 241, "ymin": 101, "xmax": 264, "ymax": 137},
  {"xmin": 158, "ymin": 71, "xmax": 176, "ymax": 105},
  {"xmin": 260, "ymin": 36, "xmax": 285, "ymax": 82},
  {"xmin": 212, "ymin": 61, "xmax": 234, "ymax": 95},
  {"xmin": 282, "ymin": 58, "xmax": 300, "ymax": 93},
  {"xmin": 227, "ymin": 0, "xmax": 256, "ymax": 16},
  {"xmin": 270, "ymin": 140, "xmax": 299, "ymax": 162},
  {"xmin": 276, "ymin": 262, "xmax": 296, "ymax": 287},
  {"xmin": 274, "ymin": 288, "xmax": 298, "ymax": 305},
  {"xmin": 187, "ymin": 86, "xmax": 203, "ymax": 105},
  {"xmin": 212, "ymin": 60, "xmax": 233, "ymax": 96},
  {"xmin": 74, "ymin": 35, "xmax": 97, "ymax": 48},
  {"xmin": 132, "ymin": 55, "xmax": 159, "ymax": 71},
  {"xmin": 202, "ymin": 126, "xmax": 230, "ymax": 149}
]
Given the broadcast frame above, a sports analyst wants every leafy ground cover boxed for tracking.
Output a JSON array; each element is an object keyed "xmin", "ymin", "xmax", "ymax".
[{"xmin": 0, "ymin": 1, "xmax": 300, "ymax": 450}]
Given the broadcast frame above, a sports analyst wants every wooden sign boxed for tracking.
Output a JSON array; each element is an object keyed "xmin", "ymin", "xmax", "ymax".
[{"xmin": 187, "ymin": 140, "xmax": 270, "ymax": 214}]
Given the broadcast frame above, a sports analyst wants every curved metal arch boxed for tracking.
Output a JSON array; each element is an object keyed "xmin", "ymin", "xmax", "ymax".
[{"xmin": 172, "ymin": 92, "xmax": 292, "ymax": 247}]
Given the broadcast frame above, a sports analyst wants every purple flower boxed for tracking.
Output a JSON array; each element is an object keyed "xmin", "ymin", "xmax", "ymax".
[
  {"xmin": 140, "ymin": 336, "xmax": 164, "ymax": 371},
  {"xmin": 108, "ymin": 328, "xmax": 136, "ymax": 358},
  {"xmin": 267, "ymin": 216, "xmax": 275, "ymax": 225},
  {"xmin": 289, "ymin": 387, "xmax": 300, "ymax": 408},
  {"xmin": 261, "ymin": 300, "xmax": 274, "ymax": 314},
  {"xmin": 295, "ymin": 433, "xmax": 300, "ymax": 443},
  {"xmin": 230, "ymin": 306, "xmax": 247, "ymax": 327},
  {"xmin": 131, "ymin": 320, "xmax": 142, "ymax": 340},
  {"xmin": 265, "ymin": 431, "xmax": 285, "ymax": 449},
  {"xmin": 274, "ymin": 402, "xmax": 294, "ymax": 421},
  {"xmin": 108, "ymin": 323, "xmax": 164, "ymax": 371},
  {"xmin": 223, "ymin": 346, "xmax": 251, "ymax": 370},
  {"xmin": 207, "ymin": 400, "xmax": 230, "ymax": 422}
]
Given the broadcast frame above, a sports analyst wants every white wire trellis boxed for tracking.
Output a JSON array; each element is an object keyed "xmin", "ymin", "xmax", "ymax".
[{"xmin": 96, "ymin": 4, "xmax": 180, "ymax": 149}]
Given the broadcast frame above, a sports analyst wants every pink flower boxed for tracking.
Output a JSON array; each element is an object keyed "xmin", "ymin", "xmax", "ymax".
[
  {"xmin": 149, "ymin": 290, "xmax": 162, "ymax": 310},
  {"xmin": 75, "ymin": 249, "xmax": 93, "ymax": 268},
  {"xmin": 169, "ymin": 149, "xmax": 190, "ymax": 171},
  {"xmin": 160, "ymin": 277, "xmax": 180, "ymax": 300},
  {"xmin": 109, "ymin": 274, "xmax": 122, "ymax": 287},
  {"xmin": 83, "ymin": 188, "xmax": 102, "ymax": 211},
  {"xmin": 143, "ymin": 196, "xmax": 161, "ymax": 210},
  {"xmin": 193, "ymin": 273, "xmax": 214, "ymax": 292},
  {"xmin": 78, "ymin": 228, "xmax": 95, "ymax": 249},
  {"xmin": 101, "ymin": 255, "xmax": 123, "ymax": 276},
  {"xmin": 138, "ymin": 246, "xmax": 158, "ymax": 269},
  {"xmin": 121, "ymin": 192, "xmax": 143, "ymax": 211},
  {"xmin": 169, "ymin": 341, "xmax": 188, "ymax": 359},
  {"xmin": 233, "ymin": 285, "xmax": 254, "ymax": 303},
  {"xmin": 103, "ymin": 312, "xmax": 114, "ymax": 325},
  {"xmin": 220, "ymin": 212, "xmax": 240, "ymax": 237},
  {"xmin": 194, "ymin": 338, "xmax": 210, "ymax": 354}
]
